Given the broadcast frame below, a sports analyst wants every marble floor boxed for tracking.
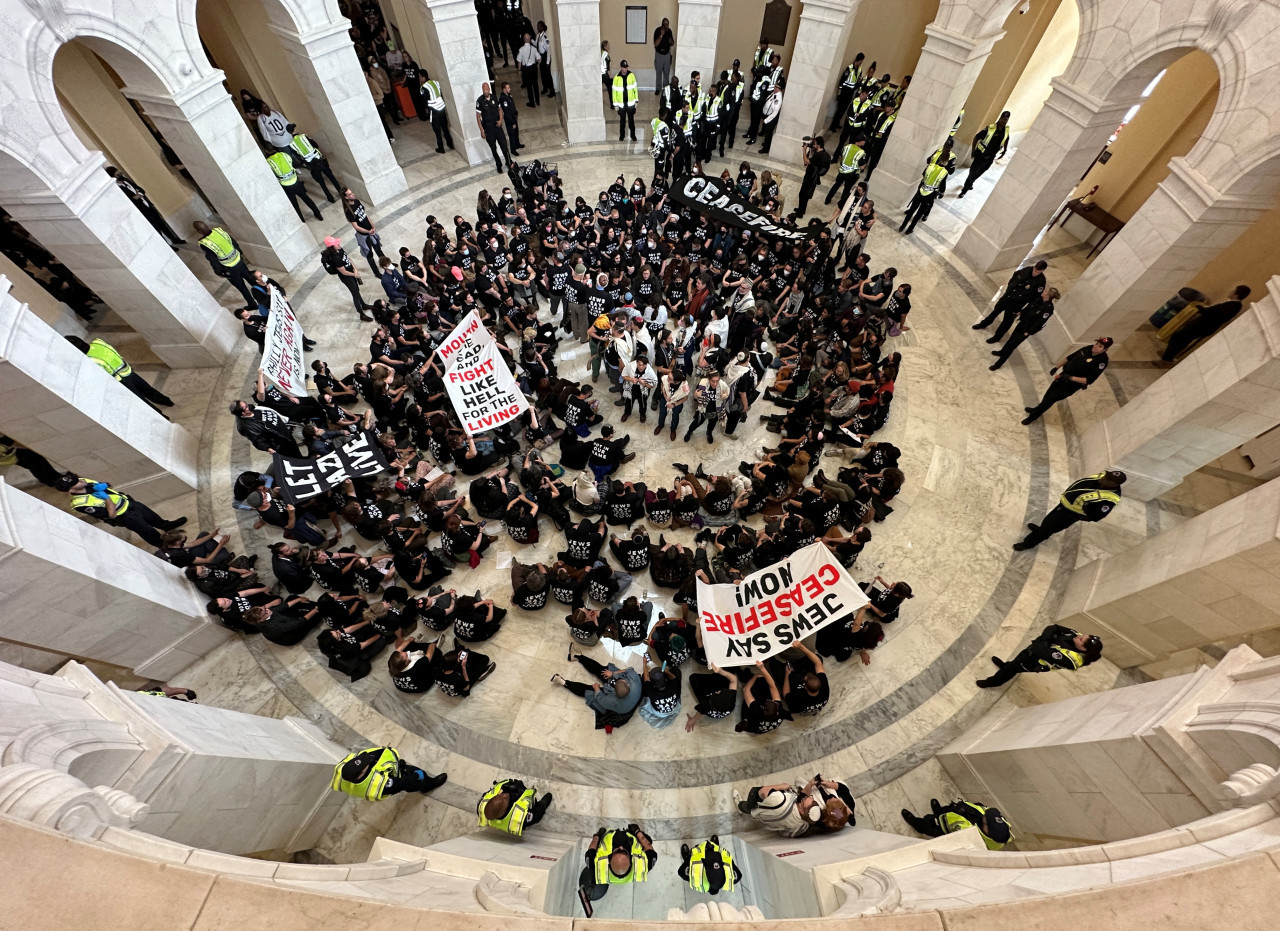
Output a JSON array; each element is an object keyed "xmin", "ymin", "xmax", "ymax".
[{"xmin": 10, "ymin": 107, "xmax": 1234, "ymax": 857}]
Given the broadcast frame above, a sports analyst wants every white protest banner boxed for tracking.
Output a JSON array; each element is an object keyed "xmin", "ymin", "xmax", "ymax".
[
  {"xmin": 438, "ymin": 310, "xmax": 529, "ymax": 435},
  {"xmin": 696, "ymin": 542, "xmax": 869, "ymax": 667},
  {"xmin": 260, "ymin": 285, "xmax": 307, "ymax": 397}
]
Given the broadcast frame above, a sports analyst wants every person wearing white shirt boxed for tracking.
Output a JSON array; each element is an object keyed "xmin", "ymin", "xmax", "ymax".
[
  {"xmin": 655, "ymin": 368, "xmax": 690, "ymax": 440},
  {"xmin": 620, "ymin": 357, "xmax": 658, "ymax": 424},
  {"xmin": 601, "ymin": 41, "xmax": 611, "ymax": 87},
  {"xmin": 256, "ymin": 107, "xmax": 293, "ymax": 152},
  {"xmin": 536, "ymin": 23, "xmax": 556, "ymax": 98},
  {"xmin": 517, "ymin": 33, "xmax": 542, "ymax": 108},
  {"xmin": 641, "ymin": 301, "xmax": 668, "ymax": 336}
]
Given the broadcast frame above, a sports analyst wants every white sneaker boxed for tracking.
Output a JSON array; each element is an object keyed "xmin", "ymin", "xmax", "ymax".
[{"xmin": 731, "ymin": 789, "xmax": 743, "ymax": 805}]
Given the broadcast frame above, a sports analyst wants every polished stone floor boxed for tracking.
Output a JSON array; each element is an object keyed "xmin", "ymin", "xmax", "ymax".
[{"xmin": 10, "ymin": 78, "xmax": 1238, "ymax": 857}]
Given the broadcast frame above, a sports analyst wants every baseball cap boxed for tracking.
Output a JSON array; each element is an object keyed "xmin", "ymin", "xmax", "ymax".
[
  {"xmin": 323, "ymin": 236, "xmax": 341, "ymax": 247},
  {"xmin": 983, "ymin": 808, "xmax": 1012, "ymax": 843},
  {"xmin": 1096, "ymin": 336, "xmax": 1114, "ymax": 348},
  {"xmin": 452, "ymin": 267, "xmax": 464, "ymax": 280},
  {"xmin": 620, "ymin": 59, "xmax": 629, "ymax": 68}
]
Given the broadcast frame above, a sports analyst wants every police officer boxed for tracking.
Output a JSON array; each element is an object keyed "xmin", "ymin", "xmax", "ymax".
[
  {"xmin": 285, "ymin": 124, "xmax": 340, "ymax": 202},
  {"xmin": 475, "ymin": 81, "xmax": 510, "ymax": 174},
  {"xmin": 724, "ymin": 65, "xmax": 746, "ymax": 150},
  {"xmin": 193, "ymin": 220, "xmax": 255, "ymax": 308},
  {"xmin": 578, "ymin": 823, "xmax": 657, "ymax": 917},
  {"xmin": 973, "ymin": 259, "xmax": 1048, "ymax": 338},
  {"xmin": 265, "ymin": 149, "xmax": 324, "ymax": 221},
  {"xmin": 499, "ymin": 80, "xmax": 523, "ymax": 153},
  {"xmin": 901, "ymin": 799, "xmax": 1012, "ymax": 850},
  {"xmin": 54, "ymin": 473, "xmax": 187, "ymax": 547},
  {"xmin": 839, "ymin": 87, "xmax": 874, "ymax": 148},
  {"xmin": 65, "ymin": 335, "xmax": 174, "ymax": 412},
  {"xmin": 331, "ymin": 746, "xmax": 447, "ymax": 800},
  {"xmin": 1013, "ymin": 470, "xmax": 1125, "ymax": 551},
  {"xmin": 988, "ymin": 286, "xmax": 1059, "ymax": 370},
  {"xmin": 660, "ymin": 75, "xmax": 684, "ymax": 117},
  {"xmin": 829, "ymin": 52, "xmax": 865, "ymax": 133},
  {"xmin": 977, "ymin": 624, "xmax": 1104, "ymax": 687},
  {"xmin": 650, "ymin": 112, "xmax": 673, "ymax": 183},
  {"xmin": 673, "ymin": 103, "xmax": 694, "ymax": 178},
  {"xmin": 1021, "ymin": 337, "xmax": 1112, "ymax": 424},
  {"xmin": 703, "ymin": 82, "xmax": 725, "ymax": 162},
  {"xmin": 898, "ymin": 160, "xmax": 949, "ymax": 235},
  {"xmin": 612, "ymin": 60, "xmax": 639, "ymax": 142},
  {"xmin": 679, "ymin": 835, "xmax": 742, "ymax": 895},
  {"xmin": 825, "ymin": 136, "xmax": 867, "ymax": 207},
  {"xmin": 476, "ymin": 778, "xmax": 553, "ymax": 835},
  {"xmin": 420, "ymin": 70, "xmax": 456, "ymax": 153},
  {"xmin": 864, "ymin": 102, "xmax": 897, "ymax": 179},
  {"xmin": 960, "ymin": 109, "xmax": 1011, "ymax": 197}
]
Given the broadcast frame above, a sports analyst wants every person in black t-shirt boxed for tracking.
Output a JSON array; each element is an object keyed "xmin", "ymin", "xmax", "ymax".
[
  {"xmin": 686, "ymin": 663, "xmax": 739, "ymax": 731},
  {"xmin": 587, "ymin": 424, "xmax": 635, "ymax": 480},
  {"xmin": 388, "ymin": 636, "xmax": 442, "ymax": 693},
  {"xmin": 511, "ymin": 560, "xmax": 551, "ymax": 610},
  {"xmin": 775, "ymin": 642, "xmax": 830, "ymax": 717},
  {"xmin": 639, "ymin": 654, "xmax": 683, "ymax": 728},
  {"xmin": 504, "ymin": 494, "xmax": 541, "ymax": 544},
  {"xmin": 562, "ymin": 517, "xmax": 606, "ymax": 568},
  {"xmin": 736, "ymin": 661, "xmax": 792, "ymax": 734},
  {"xmin": 604, "ymin": 479, "xmax": 646, "ymax": 526},
  {"xmin": 609, "ymin": 528, "xmax": 651, "ymax": 571}
]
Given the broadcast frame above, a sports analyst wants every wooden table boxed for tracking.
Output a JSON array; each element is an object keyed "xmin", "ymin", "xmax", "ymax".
[{"xmin": 1050, "ymin": 198, "xmax": 1125, "ymax": 259}]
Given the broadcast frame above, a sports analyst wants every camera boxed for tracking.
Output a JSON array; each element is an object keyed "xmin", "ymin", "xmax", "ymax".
[{"xmin": 802, "ymin": 135, "xmax": 813, "ymax": 145}]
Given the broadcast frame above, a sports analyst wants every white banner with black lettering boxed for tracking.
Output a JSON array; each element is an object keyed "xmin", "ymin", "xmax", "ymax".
[
  {"xmin": 437, "ymin": 310, "xmax": 529, "ymax": 435},
  {"xmin": 261, "ymin": 285, "xmax": 307, "ymax": 397},
  {"xmin": 696, "ymin": 542, "xmax": 869, "ymax": 667}
]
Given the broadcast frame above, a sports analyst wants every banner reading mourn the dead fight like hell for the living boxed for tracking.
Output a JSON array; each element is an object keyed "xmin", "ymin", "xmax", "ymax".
[
  {"xmin": 669, "ymin": 174, "xmax": 814, "ymax": 243},
  {"xmin": 437, "ymin": 309, "xmax": 530, "ymax": 436},
  {"xmin": 697, "ymin": 542, "xmax": 870, "ymax": 667}
]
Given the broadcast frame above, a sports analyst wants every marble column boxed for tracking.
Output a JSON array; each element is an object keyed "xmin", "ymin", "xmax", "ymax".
[
  {"xmin": 955, "ymin": 77, "xmax": 1138, "ymax": 274},
  {"xmin": 2, "ymin": 158, "xmax": 238, "ymax": 369},
  {"xmin": 769, "ymin": 0, "xmax": 859, "ymax": 166},
  {"xmin": 420, "ymin": 0, "xmax": 492, "ymax": 167},
  {"xmin": 267, "ymin": 19, "xmax": 408, "ymax": 205},
  {"xmin": 1074, "ymin": 277, "xmax": 1280, "ymax": 502},
  {"xmin": 872, "ymin": 24, "xmax": 1003, "ymax": 214},
  {"xmin": 1038, "ymin": 159, "xmax": 1269, "ymax": 361},
  {"xmin": 0, "ymin": 481, "xmax": 230, "ymax": 681},
  {"xmin": 674, "ymin": 0, "xmax": 725, "ymax": 91},
  {"xmin": 125, "ymin": 74, "xmax": 315, "ymax": 273},
  {"xmin": 554, "ymin": 0, "xmax": 607, "ymax": 145},
  {"xmin": 1056, "ymin": 481, "xmax": 1280, "ymax": 669},
  {"xmin": 0, "ymin": 280, "xmax": 197, "ymax": 501}
]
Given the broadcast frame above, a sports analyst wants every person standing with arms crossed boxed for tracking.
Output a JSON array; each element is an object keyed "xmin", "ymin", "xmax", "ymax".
[{"xmin": 653, "ymin": 17, "xmax": 674, "ymax": 95}]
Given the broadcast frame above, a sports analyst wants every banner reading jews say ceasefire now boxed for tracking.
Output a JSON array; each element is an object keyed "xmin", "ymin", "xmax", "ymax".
[
  {"xmin": 436, "ymin": 309, "xmax": 530, "ymax": 436},
  {"xmin": 697, "ymin": 542, "xmax": 869, "ymax": 667}
]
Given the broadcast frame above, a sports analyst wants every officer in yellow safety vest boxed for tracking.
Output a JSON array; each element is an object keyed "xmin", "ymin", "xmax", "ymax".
[
  {"xmin": 0, "ymin": 434, "xmax": 62, "ymax": 487},
  {"xmin": 829, "ymin": 52, "xmax": 866, "ymax": 133},
  {"xmin": 679, "ymin": 835, "xmax": 742, "ymax": 895},
  {"xmin": 702, "ymin": 81, "xmax": 726, "ymax": 161},
  {"xmin": 54, "ymin": 473, "xmax": 187, "ymax": 548},
  {"xmin": 978, "ymin": 624, "xmax": 1103, "ymax": 689},
  {"xmin": 898, "ymin": 161, "xmax": 949, "ymax": 235},
  {"xmin": 419, "ymin": 71, "xmax": 456, "ymax": 153},
  {"xmin": 960, "ymin": 109, "xmax": 1011, "ymax": 197},
  {"xmin": 476, "ymin": 778, "xmax": 553, "ymax": 835},
  {"xmin": 612, "ymin": 60, "xmax": 639, "ymax": 142},
  {"xmin": 651, "ymin": 114, "xmax": 673, "ymax": 183},
  {"xmin": 330, "ymin": 746, "xmax": 447, "ymax": 801},
  {"xmin": 950, "ymin": 106, "xmax": 966, "ymax": 137},
  {"xmin": 192, "ymin": 220, "xmax": 257, "ymax": 309},
  {"xmin": 1012, "ymin": 469, "xmax": 1124, "ymax": 553},
  {"xmin": 901, "ymin": 799, "xmax": 1013, "ymax": 850},
  {"xmin": 577, "ymin": 823, "xmax": 657, "ymax": 917},
  {"xmin": 864, "ymin": 103, "xmax": 898, "ymax": 179},
  {"xmin": 840, "ymin": 89, "xmax": 874, "ymax": 147},
  {"xmin": 266, "ymin": 149, "xmax": 324, "ymax": 222},
  {"xmin": 825, "ymin": 137, "xmax": 867, "ymax": 207},
  {"xmin": 286, "ymin": 123, "xmax": 339, "ymax": 202},
  {"xmin": 64, "ymin": 335, "xmax": 174, "ymax": 413}
]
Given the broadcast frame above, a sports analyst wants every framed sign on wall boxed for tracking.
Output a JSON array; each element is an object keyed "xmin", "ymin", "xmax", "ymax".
[{"xmin": 626, "ymin": 6, "xmax": 648, "ymax": 44}]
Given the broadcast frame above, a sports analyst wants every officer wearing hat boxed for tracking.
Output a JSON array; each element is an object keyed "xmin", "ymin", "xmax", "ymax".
[
  {"xmin": 1021, "ymin": 337, "xmax": 1112, "ymax": 424},
  {"xmin": 1013, "ymin": 469, "xmax": 1125, "ymax": 551},
  {"xmin": 578, "ymin": 823, "xmax": 657, "ymax": 916},
  {"xmin": 679, "ymin": 835, "xmax": 742, "ymax": 895},
  {"xmin": 330, "ymin": 746, "xmax": 447, "ymax": 801},
  {"xmin": 977, "ymin": 624, "xmax": 1103, "ymax": 689},
  {"xmin": 476, "ymin": 778, "xmax": 554, "ymax": 836},
  {"xmin": 901, "ymin": 798, "xmax": 1012, "ymax": 849}
]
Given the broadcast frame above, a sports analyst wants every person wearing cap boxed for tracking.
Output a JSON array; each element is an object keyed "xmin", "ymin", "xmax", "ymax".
[
  {"xmin": 757, "ymin": 76, "xmax": 784, "ymax": 154},
  {"xmin": 1012, "ymin": 470, "xmax": 1125, "ymax": 551},
  {"xmin": 988, "ymin": 286, "xmax": 1059, "ymax": 371},
  {"xmin": 1020, "ymin": 337, "xmax": 1112, "ymax": 424},
  {"xmin": 54, "ymin": 473, "xmax": 187, "ymax": 548},
  {"xmin": 320, "ymin": 237, "xmax": 373, "ymax": 321},
  {"xmin": 612, "ymin": 60, "xmax": 639, "ymax": 142},
  {"xmin": 977, "ymin": 623, "xmax": 1104, "ymax": 688},
  {"xmin": 477, "ymin": 778, "xmax": 554, "ymax": 836},
  {"xmin": 735, "ymin": 777, "xmax": 823, "ymax": 837},
  {"xmin": 577, "ymin": 823, "xmax": 656, "ymax": 916},
  {"xmin": 901, "ymin": 798, "xmax": 1012, "ymax": 850},
  {"xmin": 331, "ymin": 745, "xmax": 447, "ymax": 801},
  {"xmin": 679, "ymin": 835, "xmax": 741, "ymax": 895}
]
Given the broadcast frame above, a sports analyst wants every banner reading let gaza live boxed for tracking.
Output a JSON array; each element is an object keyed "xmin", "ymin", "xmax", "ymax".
[
  {"xmin": 437, "ymin": 310, "xmax": 529, "ymax": 435},
  {"xmin": 669, "ymin": 174, "xmax": 813, "ymax": 243},
  {"xmin": 261, "ymin": 285, "xmax": 308, "ymax": 398},
  {"xmin": 697, "ymin": 543, "xmax": 869, "ymax": 667}
]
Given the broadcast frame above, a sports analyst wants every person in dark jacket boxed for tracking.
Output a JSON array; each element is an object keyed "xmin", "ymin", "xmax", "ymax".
[
  {"xmin": 270, "ymin": 542, "xmax": 314, "ymax": 595},
  {"xmin": 1160, "ymin": 284, "xmax": 1251, "ymax": 362},
  {"xmin": 230, "ymin": 399, "xmax": 302, "ymax": 456},
  {"xmin": 976, "ymin": 624, "xmax": 1103, "ymax": 688},
  {"xmin": 972, "ymin": 259, "xmax": 1047, "ymax": 339},
  {"xmin": 1013, "ymin": 470, "xmax": 1125, "ymax": 550},
  {"xmin": 989, "ymin": 286, "xmax": 1059, "ymax": 370}
]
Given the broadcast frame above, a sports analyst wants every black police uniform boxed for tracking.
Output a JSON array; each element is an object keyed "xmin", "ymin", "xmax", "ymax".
[
  {"xmin": 1022, "ymin": 346, "xmax": 1108, "ymax": 423},
  {"xmin": 499, "ymin": 90, "xmax": 522, "ymax": 152},
  {"xmin": 1015, "ymin": 473, "xmax": 1121, "ymax": 548},
  {"xmin": 990, "ymin": 298, "xmax": 1054, "ymax": 370},
  {"xmin": 476, "ymin": 92, "xmax": 510, "ymax": 171},
  {"xmin": 974, "ymin": 264, "xmax": 1044, "ymax": 338}
]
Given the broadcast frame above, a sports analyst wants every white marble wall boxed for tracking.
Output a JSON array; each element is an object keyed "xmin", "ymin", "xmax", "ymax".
[
  {"xmin": 1058, "ymin": 480, "xmax": 1280, "ymax": 669},
  {"xmin": 267, "ymin": 19, "xmax": 409, "ymax": 205},
  {"xmin": 673, "ymin": 0, "xmax": 725, "ymax": 93},
  {"xmin": 1076, "ymin": 277, "xmax": 1280, "ymax": 501},
  {"xmin": 0, "ymin": 482, "xmax": 229, "ymax": 680},
  {"xmin": 872, "ymin": 25, "xmax": 1002, "ymax": 214},
  {"xmin": 770, "ymin": 0, "xmax": 859, "ymax": 165},
  {"xmin": 127, "ymin": 75, "xmax": 316, "ymax": 274},
  {"xmin": 554, "ymin": 0, "xmax": 606, "ymax": 144},
  {"xmin": 422, "ymin": 0, "xmax": 495, "ymax": 167},
  {"xmin": 0, "ymin": 280, "xmax": 197, "ymax": 501},
  {"xmin": 3, "ymin": 161, "xmax": 238, "ymax": 369}
]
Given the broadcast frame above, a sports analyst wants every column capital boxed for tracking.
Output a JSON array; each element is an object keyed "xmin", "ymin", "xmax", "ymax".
[
  {"xmin": 921, "ymin": 24, "xmax": 1004, "ymax": 62},
  {"xmin": 2, "ymin": 151, "xmax": 110, "ymax": 216},
  {"xmin": 124, "ymin": 71, "xmax": 229, "ymax": 121},
  {"xmin": 266, "ymin": 19, "xmax": 353, "ymax": 57},
  {"xmin": 1044, "ymin": 76, "xmax": 1133, "ymax": 125},
  {"xmin": 797, "ymin": 0, "xmax": 858, "ymax": 17},
  {"xmin": 424, "ymin": 0, "xmax": 483, "ymax": 22},
  {"xmin": 1161, "ymin": 157, "xmax": 1264, "ymax": 220}
]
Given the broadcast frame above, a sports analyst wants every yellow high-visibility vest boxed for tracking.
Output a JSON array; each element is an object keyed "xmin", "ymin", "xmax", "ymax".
[
  {"xmin": 592, "ymin": 831, "xmax": 648, "ymax": 885},
  {"xmin": 837, "ymin": 143, "xmax": 866, "ymax": 175},
  {"xmin": 199, "ymin": 227, "xmax": 241, "ymax": 267},
  {"xmin": 975, "ymin": 122, "xmax": 1008, "ymax": 154},
  {"xmin": 267, "ymin": 151, "xmax": 299, "ymax": 186},
  {"xmin": 919, "ymin": 164, "xmax": 948, "ymax": 195},
  {"xmin": 331, "ymin": 747, "xmax": 401, "ymax": 801},
  {"xmin": 612, "ymin": 73, "xmax": 638, "ymax": 108},
  {"xmin": 939, "ymin": 804, "xmax": 1011, "ymax": 851},
  {"xmin": 86, "ymin": 339, "xmax": 131, "ymax": 380},
  {"xmin": 1059, "ymin": 472, "xmax": 1121, "ymax": 515},
  {"xmin": 476, "ymin": 781, "xmax": 537, "ymax": 836},
  {"xmin": 688, "ymin": 841, "xmax": 736, "ymax": 892},
  {"xmin": 68, "ymin": 478, "xmax": 130, "ymax": 516}
]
